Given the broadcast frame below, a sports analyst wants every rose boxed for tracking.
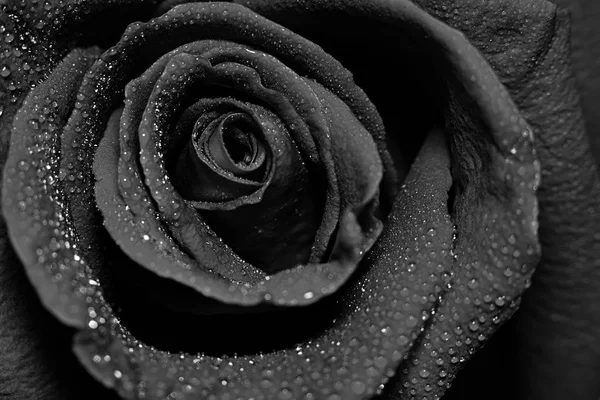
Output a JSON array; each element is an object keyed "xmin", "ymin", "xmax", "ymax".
[
  {"xmin": 1, "ymin": 0, "xmax": 596, "ymax": 400},
  {"xmin": 0, "ymin": 1, "xmax": 598, "ymax": 400}
]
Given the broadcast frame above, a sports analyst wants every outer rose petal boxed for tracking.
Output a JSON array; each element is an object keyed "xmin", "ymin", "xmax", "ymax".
[
  {"xmin": 0, "ymin": 3, "xmax": 144, "ymax": 397},
  {"xmin": 510, "ymin": 12, "xmax": 600, "ymax": 400},
  {"xmin": 415, "ymin": 1, "xmax": 600, "ymax": 398},
  {"xmin": 231, "ymin": 0, "xmax": 600, "ymax": 398}
]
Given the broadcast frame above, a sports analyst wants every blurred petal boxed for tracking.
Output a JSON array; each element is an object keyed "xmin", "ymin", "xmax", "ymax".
[
  {"xmin": 551, "ymin": 0, "xmax": 600, "ymax": 164},
  {"xmin": 421, "ymin": 1, "xmax": 600, "ymax": 398},
  {"xmin": 512, "ymin": 10, "xmax": 600, "ymax": 400}
]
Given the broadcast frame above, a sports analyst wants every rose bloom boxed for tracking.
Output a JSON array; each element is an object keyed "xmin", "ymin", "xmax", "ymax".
[{"xmin": 0, "ymin": 1, "xmax": 598, "ymax": 400}]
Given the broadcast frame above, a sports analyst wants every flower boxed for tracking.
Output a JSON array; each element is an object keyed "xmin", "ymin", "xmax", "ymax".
[{"xmin": 0, "ymin": 1, "xmax": 598, "ymax": 400}]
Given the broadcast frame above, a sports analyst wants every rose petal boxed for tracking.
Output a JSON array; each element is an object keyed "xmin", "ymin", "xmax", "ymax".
[
  {"xmin": 234, "ymin": 1, "xmax": 600, "ymax": 399},
  {"xmin": 0, "ymin": 2, "xmax": 172, "ymax": 399},
  {"xmin": 414, "ymin": 1, "xmax": 600, "ymax": 398},
  {"xmin": 2, "ymin": 48, "xmax": 101, "ymax": 326},
  {"xmin": 178, "ymin": 107, "xmax": 268, "ymax": 203},
  {"xmin": 92, "ymin": 19, "xmax": 384, "ymax": 306},
  {"xmin": 235, "ymin": 0, "xmax": 546, "ymax": 396},
  {"xmin": 73, "ymin": 128, "xmax": 454, "ymax": 400},
  {"xmin": 508, "ymin": 10, "xmax": 600, "ymax": 400},
  {"xmin": 131, "ymin": 48, "xmax": 335, "ymax": 274},
  {"xmin": 177, "ymin": 99, "xmax": 320, "ymax": 273}
]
